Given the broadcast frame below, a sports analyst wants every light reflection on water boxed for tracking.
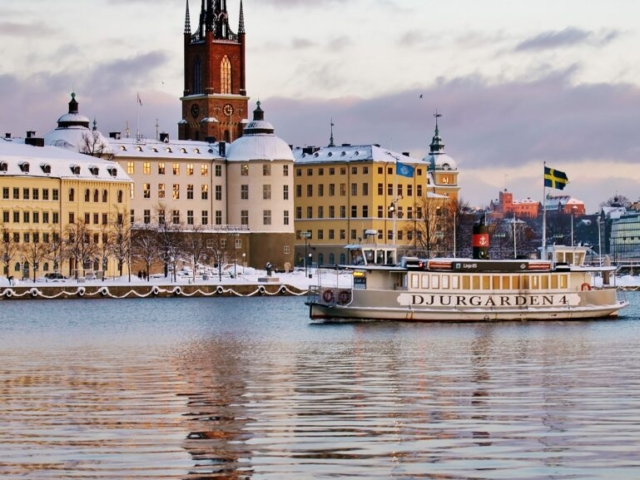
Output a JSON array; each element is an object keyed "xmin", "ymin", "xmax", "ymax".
[{"xmin": 1, "ymin": 294, "xmax": 640, "ymax": 478}]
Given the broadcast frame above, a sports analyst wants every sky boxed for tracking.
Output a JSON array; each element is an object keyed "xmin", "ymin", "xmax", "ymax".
[{"xmin": 1, "ymin": 0, "xmax": 640, "ymax": 213}]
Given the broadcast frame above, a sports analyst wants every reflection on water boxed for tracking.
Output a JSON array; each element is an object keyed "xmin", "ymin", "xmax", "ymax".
[{"xmin": 1, "ymin": 295, "xmax": 640, "ymax": 478}]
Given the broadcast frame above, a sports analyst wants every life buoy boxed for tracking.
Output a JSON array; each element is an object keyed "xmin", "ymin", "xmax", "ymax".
[
  {"xmin": 99, "ymin": 287, "xmax": 109, "ymax": 296},
  {"xmin": 30, "ymin": 288, "xmax": 39, "ymax": 297},
  {"xmin": 581, "ymin": 283, "xmax": 592, "ymax": 291},
  {"xmin": 77, "ymin": 287, "xmax": 85, "ymax": 297},
  {"xmin": 338, "ymin": 290, "xmax": 351, "ymax": 304},
  {"xmin": 151, "ymin": 286, "xmax": 160, "ymax": 295},
  {"xmin": 5, "ymin": 289, "xmax": 13, "ymax": 298},
  {"xmin": 322, "ymin": 289, "xmax": 335, "ymax": 303},
  {"xmin": 173, "ymin": 287, "xmax": 182, "ymax": 296}
]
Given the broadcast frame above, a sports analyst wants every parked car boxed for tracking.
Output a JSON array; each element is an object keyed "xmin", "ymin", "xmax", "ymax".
[{"xmin": 44, "ymin": 272, "xmax": 65, "ymax": 281}]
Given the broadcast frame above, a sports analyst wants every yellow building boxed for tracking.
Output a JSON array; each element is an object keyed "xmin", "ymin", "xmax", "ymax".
[
  {"xmin": 292, "ymin": 125, "xmax": 460, "ymax": 265},
  {"xmin": 0, "ymin": 138, "xmax": 131, "ymax": 280}
]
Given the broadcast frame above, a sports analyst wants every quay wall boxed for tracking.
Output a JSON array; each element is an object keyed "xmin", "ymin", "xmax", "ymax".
[{"xmin": 0, "ymin": 283, "xmax": 307, "ymax": 301}]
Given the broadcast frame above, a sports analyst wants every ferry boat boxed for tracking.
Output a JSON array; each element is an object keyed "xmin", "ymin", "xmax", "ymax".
[{"xmin": 306, "ymin": 236, "xmax": 628, "ymax": 322}]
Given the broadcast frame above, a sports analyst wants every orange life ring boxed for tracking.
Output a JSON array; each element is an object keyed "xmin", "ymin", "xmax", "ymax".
[
  {"xmin": 581, "ymin": 283, "xmax": 592, "ymax": 291},
  {"xmin": 338, "ymin": 290, "xmax": 351, "ymax": 304},
  {"xmin": 322, "ymin": 289, "xmax": 335, "ymax": 303}
]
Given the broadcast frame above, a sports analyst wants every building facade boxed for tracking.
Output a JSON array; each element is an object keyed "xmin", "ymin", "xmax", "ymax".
[{"xmin": 179, "ymin": 0, "xmax": 248, "ymax": 143}]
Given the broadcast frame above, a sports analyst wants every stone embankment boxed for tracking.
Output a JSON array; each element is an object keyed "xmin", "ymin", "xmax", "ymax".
[{"xmin": 0, "ymin": 283, "xmax": 307, "ymax": 300}]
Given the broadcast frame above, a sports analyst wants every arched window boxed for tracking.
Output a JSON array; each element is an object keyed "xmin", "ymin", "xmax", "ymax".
[
  {"xmin": 117, "ymin": 190, "xmax": 123, "ymax": 203},
  {"xmin": 43, "ymin": 262, "xmax": 50, "ymax": 272},
  {"xmin": 14, "ymin": 262, "xmax": 20, "ymax": 272},
  {"xmin": 339, "ymin": 253, "xmax": 346, "ymax": 265},
  {"xmin": 93, "ymin": 189, "xmax": 99, "ymax": 202},
  {"xmin": 102, "ymin": 190, "xmax": 108, "ymax": 203},
  {"xmin": 84, "ymin": 189, "xmax": 90, "ymax": 202},
  {"xmin": 193, "ymin": 57, "xmax": 203, "ymax": 94},
  {"xmin": 220, "ymin": 56, "xmax": 232, "ymax": 94},
  {"xmin": 329, "ymin": 253, "xmax": 335, "ymax": 265},
  {"xmin": 318, "ymin": 253, "xmax": 324, "ymax": 266},
  {"xmin": 69, "ymin": 188, "xmax": 75, "ymax": 202}
]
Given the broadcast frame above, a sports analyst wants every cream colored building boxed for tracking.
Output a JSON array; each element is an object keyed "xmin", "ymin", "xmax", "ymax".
[{"xmin": 0, "ymin": 138, "xmax": 132, "ymax": 280}]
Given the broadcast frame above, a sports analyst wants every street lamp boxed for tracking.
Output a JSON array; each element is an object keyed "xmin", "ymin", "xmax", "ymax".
[
  {"xmin": 242, "ymin": 253, "xmax": 246, "ymax": 274},
  {"xmin": 300, "ymin": 231, "xmax": 311, "ymax": 276},
  {"xmin": 308, "ymin": 252, "xmax": 313, "ymax": 278},
  {"xmin": 571, "ymin": 205, "xmax": 577, "ymax": 247},
  {"xmin": 597, "ymin": 213, "xmax": 602, "ymax": 266}
]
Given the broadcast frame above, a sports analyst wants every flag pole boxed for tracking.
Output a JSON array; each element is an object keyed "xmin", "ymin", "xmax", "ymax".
[
  {"xmin": 541, "ymin": 161, "xmax": 547, "ymax": 259},
  {"xmin": 393, "ymin": 155, "xmax": 398, "ymax": 247}
]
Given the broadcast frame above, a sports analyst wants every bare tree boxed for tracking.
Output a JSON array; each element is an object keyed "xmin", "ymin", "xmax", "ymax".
[
  {"xmin": 79, "ymin": 130, "xmax": 113, "ymax": 159},
  {"xmin": 0, "ymin": 225, "xmax": 19, "ymax": 279},
  {"xmin": 46, "ymin": 230, "xmax": 66, "ymax": 275},
  {"xmin": 155, "ymin": 219, "xmax": 184, "ymax": 282},
  {"xmin": 182, "ymin": 223, "xmax": 208, "ymax": 282},
  {"xmin": 21, "ymin": 230, "xmax": 50, "ymax": 282},
  {"xmin": 205, "ymin": 232, "xmax": 233, "ymax": 281},
  {"xmin": 409, "ymin": 195, "xmax": 450, "ymax": 258},
  {"xmin": 109, "ymin": 210, "xmax": 133, "ymax": 280},
  {"xmin": 131, "ymin": 228, "xmax": 161, "ymax": 281},
  {"xmin": 65, "ymin": 221, "xmax": 99, "ymax": 279}
]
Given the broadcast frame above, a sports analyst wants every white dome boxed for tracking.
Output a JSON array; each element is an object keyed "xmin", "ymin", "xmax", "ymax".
[
  {"xmin": 44, "ymin": 128, "xmax": 112, "ymax": 154},
  {"xmin": 226, "ymin": 134, "xmax": 294, "ymax": 162},
  {"xmin": 57, "ymin": 113, "xmax": 91, "ymax": 125},
  {"xmin": 423, "ymin": 152, "xmax": 457, "ymax": 170}
]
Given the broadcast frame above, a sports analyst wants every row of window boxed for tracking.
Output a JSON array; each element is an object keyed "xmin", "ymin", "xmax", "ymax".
[
  {"xmin": 3, "ymin": 210, "xmax": 59, "ymax": 224},
  {"xmin": 137, "ymin": 184, "xmax": 290, "ymax": 202},
  {"xmin": 2, "ymin": 187, "xmax": 59, "ymax": 201},
  {"xmin": 127, "ymin": 162, "xmax": 290, "ymax": 178},
  {"xmin": 134, "ymin": 209, "xmax": 290, "ymax": 227},
  {"xmin": 296, "ymin": 166, "xmax": 424, "ymax": 177},
  {"xmin": 296, "ymin": 228, "xmax": 424, "ymax": 242},
  {"xmin": 408, "ymin": 273, "xmax": 569, "ymax": 291},
  {"xmin": 3, "ymin": 231, "xmax": 57, "ymax": 244},
  {"xmin": 0, "ymin": 162, "xmax": 117, "ymax": 177},
  {"xmin": 295, "ymin": 205, "xmax": 426, "ymax": 220},
  {"xmin": 295, "ymin": 183, "xmax": 424, "ymax": 198}
]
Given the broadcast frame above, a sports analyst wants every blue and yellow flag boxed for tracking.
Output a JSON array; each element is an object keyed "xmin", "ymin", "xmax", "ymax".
[
  {"xmin": 397, "ymin": 162, "xmax": 415, "ymax": 178},
  {"xmin": 544, "ymin": 166, "xmax": 568, "ymax": 190}
]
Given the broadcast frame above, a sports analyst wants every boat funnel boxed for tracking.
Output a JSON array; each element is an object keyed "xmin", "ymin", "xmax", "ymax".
[{"xmin": 472, "ymin": 219, "xmax": 489, "ymax": 259}]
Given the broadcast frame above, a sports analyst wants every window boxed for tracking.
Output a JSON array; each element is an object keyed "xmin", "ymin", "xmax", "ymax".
[
  {"xmin": 241, "ymin": 164, "xmax": 249, "ymax": 176},
  {"xmin": 158, "ymin": 162, "xmax": 165, "ymax": 174},
  {"xmin": 127, "ymin": 162, "xmax": 134, "ymax": 174},
  {"xmin": 378, "ymin": 206, "xmax": 384, "ymax": 218},
  {"xmin": 158, "ymin": 210, "xmax": 165, "ymax": 224},
  {"xmin": 340, "ymin": 184, "xmax": 346, "ymax": 196},
  {"xmin": 263, "ymin": 164, "xmax": 271, "ymax": 176},
  {"xmin": 102, "ymin": 190, "xmax": 108, "ymax": 203},
  {"xmin": 351, "ymin": 206, "xmax": 358, "ymax": 218},
  {"xmin": 351, "ymin": 183, "xmax": 357, "ymax": 196},
  {"xmin": 397, "ymin": 185, "xmax": 403, "ymax": 197},
  {"xmin": 215, "ymin": 164, "xmax": 222, "ymax": 177},
  {"xmin": 3, "ymin": 211, "xmax": 9, "ymax": 222},
  {"xmin": 2, "ymin": 187, "xmax": 8, "ymax": 200},
  {"xmin": 53, "ymin": 189, "xmax": 59, "ymax": 201},
  {"xmin": 329, "ymin": 167, "xmax": 335, "ymax": 175},
  {"xmin": 215, "ymin": 210, "xmax": 222, "ymax": 225},
  {"xmin": 32, "ymin": 188, "xmax": 39, "ymax": 200},
  {"xmin": 307, "ymin": 185, "xmax": 313, "ymax": 197},
  {"xmin": 283, "ymin": 185, "xmax": 289, "ymax": 200},
  {"xmin": 158, "ymin": 184, "xmax": 166, "ymax": 199},
  {"xmin": 201, "ymin": 164, "xmax": 208, "ymax": 176},
  {"xmin": 43, "ymin": 212, "xmax": 49, "ymax": 223},
  {"xmin": 307, "ymin": 206, "xmax": 313, "ymax": 219},
  {"xmin": 388, "ymin": 184, "xmax": 393, "ymax": 196},
  {"xmin": 187, "ymin": 184, "xmax": 194, "ymax": 200},
  {"xmin": 13, "ymin": 188, "xmax": 19, "ymax": 200},
  {"xmin": 23, "ymin": 211, "xmax": 30, "ymax": 223},
  {"xmin": 144, "ymin": 210, "xmax": 151, "ymax": 224},
  {"xmin": 378, "ymin": 183, "xmax": 383, "ymax": 195},
  {"xmin": 172, "ymin": 184, "xmax": 180, "ymax": 200},
  {"xmin": 318, "ymin": 168, "xmax": 324, "ymax": 176},
  {"xmin": 296, "ymin": 185, "xmax": 302, "ymax": 197},
  {"xmin": 295, "ymin": 207, "xmax": 302, "ymax": 219},
  {"xmin": 202, "ymin": 210, "xmax": 209, "ymax": 225},
  {"xmin": 340, "ymin": 229, "xmax": 346, "ymax": 240},
  {"xmin": 329, "ymin": 229, "xmax": 335, "ymax": 240},
  {"xmin": 143, "ymin": 183, "xmax": 151, "ymax": 198},
  {"xmin": 283, "ymin": 165, "xmax": 289, "ymax": 176},
  {"xmin": 173, "ymin": 163, "xmax": 180, "ymax": 175},
  {"xmin": 362, "ymin": 183, "xmax": 369, "ymax": 196},
  {"xmin": 187, "ymin": 163, "xmax": 194, "ymax": 176},
  {"xmin": 241, "ymin": 185, "xmax": 249, "ymax": 200},
  {"xmin": 23, "ymin": 188, "xmax": 29, "ymax": 200},
  {"xmin": 407, "ymin": 184, "xmax": 413, "ymax": 197},
  {"xmin": 318, "ymin": 229, "xmax": 324, "ymax": 240},
  {"xmin": 362, "ymin": 206, "xmax": 369, "ymax": 217},
  {"xmin": 187, "ymin": 210, "xmax": 194, "ymax": 225},
  {"xmin": 263, "ymin": 184, "xmax": 271, "ymax": 200},
  {"xmin": 329, "ymin": 184, "xmax": 335, "ymax": 196},
  {"xmin": 143, "ymin": 162, "xmax": 151, "ymax": 175},
  {"xmin": 172, "ymin": 210, "xmax": 180, "ymax": 224},
  {"xmin": 84, "ymin": 213, "xmax": 90, "ymax": 224},
  {"xmin": 329, "ymin": 206, "xmax": 335, "ymax": 218},
  {"xmin": 93, "ymin": 213, "xmax": 98, "ymax": 224},
  {"xmin": 307, "ymin": 168, "xmax": 313, "ymax": 176},
  {"xmin": 53, "ymin": 212, "xmax": 59, "ymax": 224},
  {"xmin": 102, "ymin": 213, "xmax": 108, "ymax": 225},
  {"xmin": 93, "ymin": 189, "xmax": 98, "ymax": 202},
  {"xmin": 263, "ymin": 210, "xmax": 272, "ymax": 225},
  {"xmin": 13, "ymin": 211, "xmax": 19, "ymax": 223},
  {"xmin": 69, "ymin": 212, "xmax": 75, "ymax": 224},
  {"xmin": 214, "ymin": 185, "xmax": 222, "ymax": 201},
  {"xmin": 417, "ymin": 185, "xmax": 423, "ymax": 197},
  {"xmin": 340, "ymin": 206, "xmax": 346, "ymax": 218},
  {"xmin": 296, "ymin": 168, "xmax": 302, "ymax": 176},
  {"xmin": 318, "ymin": 206, "xmax": 324, "ymax": 218},
  {"xmin": 241, "ymin": 210, "xmax": 249, "ymax": 225},
  {"xmin": 318, "ymin": 184, "xmax": 324, "ymax": 197},
  {"xmin": 23, "ymin": 232, "xmax": 30, "ymax": 243},
  {"xmin": 221, "ymin": 55, "xmax": 232, "ymax": 93},
  {"xmin": 200, "ymin": 184, "xmax": 208, "ymax": 200},
  {"xmin": 284, "ymin": 210, "xmax": 289, "ymax": 226}
]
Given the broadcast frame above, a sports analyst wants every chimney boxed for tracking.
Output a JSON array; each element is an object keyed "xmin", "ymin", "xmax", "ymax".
[
  {"xmin": 159, "ymin": 132, "xmax": 169, "ymax": 143},
  {"xmin": 5, "ymin": 133, "xmax": 11, "ymax": 139},
  {"xmin": 403, "ymin": 152, "xmax": 410, "ymax": 157},
  {"xmin": 218, "ymin": 141, "xmax": 226, "ymax": 157},
  {"xmin": 26, "ymin": 131, "xmax": 36, "ymax": 138},
  {"xmin": 205, "ymin": 136, "xmax": 216, "ymax": 144},
  {"xmin": 25, "ymin": 137, "xmax": 45, "ymax": 147},
  {"xmin": 109, "ymin": 132, "xmax": 121, "ymax": 139}
]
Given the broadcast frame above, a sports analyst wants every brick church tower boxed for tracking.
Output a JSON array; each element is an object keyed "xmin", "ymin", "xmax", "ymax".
[{"xmin": 179, "ymin": 0, "xmax": 248, "ymax": 142}]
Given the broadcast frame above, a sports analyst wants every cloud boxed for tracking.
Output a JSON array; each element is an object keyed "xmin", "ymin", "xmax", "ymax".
[
  {"xmin": 291, "ymin": 38, "xmax": 316, "ymax": 50},
  {"xmin": 0, "ymin": 21, "xmax": 57, "ymax": 37},
  {"xmin": 515, "ymin": 27, "xmax": 620, "ymax": 52}
]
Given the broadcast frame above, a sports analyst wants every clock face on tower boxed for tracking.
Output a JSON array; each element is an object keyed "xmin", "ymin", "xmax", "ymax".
[
  {"xmin": 223, "ymin": 104, "xmax": 234, "ymax": 116},
  {"xmin": 190, "ymin": 104, "xmax": 200, "ymax": 118}
]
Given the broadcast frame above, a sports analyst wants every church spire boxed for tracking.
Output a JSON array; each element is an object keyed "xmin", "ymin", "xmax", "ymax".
[
  {"xmin": 430, "ymin": 110, "xmax": 445, "ymax": 155},
  {"xmin": 239, "ymin": 0, "xmax": 245, "ymax": 34},
  {"xmin": 184, "ymin": 0, "xmax": 191, "ymax": 35},
  {"xmin": 329, "ymin": 118, "xmax": 335, "ymax": 147}
]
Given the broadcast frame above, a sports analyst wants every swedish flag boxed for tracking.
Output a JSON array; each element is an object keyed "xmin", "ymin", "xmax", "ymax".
[{"xmin": 544, "ymin": 166, "xmax": 568, "ymax": 190}]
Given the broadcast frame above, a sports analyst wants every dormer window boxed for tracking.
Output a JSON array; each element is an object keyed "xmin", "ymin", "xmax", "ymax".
[
  {"xmin": 328, "ymin": 152, "xmax": 333, "ymax": 157},
  {"xmin": 70, "ymin": 165, "xmax": 81, "ymax": 175},
  {"xmin": 180, "ymin": 148, "xmax": 187, "ymax": 154},
  {"xmin": 19, "ymin": 162, "xmax": 29, "ymax": 173},
  {"xmin": 89, "ymin": 166, "xmax": 99, "ymax": 176},
  {"xmin": 136, "ymin": 146, "xmax": 143, "ymax": 152},
  {"xmin": 194, "ymin": 148, "xmax": 200, "ymax": 154},
  {"xmin": 107, "ymin": 166, "xmax": 118, "ymax": 177},
  {"xmin": 120, "ymin": 146, "xmax": 127, "ymax": 151},
  {"xmin": 40, "ymin": 163, "xmax": 51, "ymax": 174},
  {"xmin": 165, "ymin": 147, "xmax": 172, "ymax": 153},
  {"xmin": 152, "ymin": 147, "xmax": 159, "ymax": 153},
  {"xmin": 0, "ymin": 162, "xmax": 7, "ymax": 172}
]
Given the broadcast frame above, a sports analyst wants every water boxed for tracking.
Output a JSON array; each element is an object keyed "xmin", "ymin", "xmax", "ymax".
[{"xmin": 1, "ymin": 294, "xmax": 640, "ymax": 479}]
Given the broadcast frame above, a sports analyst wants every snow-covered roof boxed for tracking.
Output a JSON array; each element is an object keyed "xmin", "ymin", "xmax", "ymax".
[
  {"xmin": 293, "ymin": 144, "xmax": 425, "ymax": 165},
  {"xmin": 109, "ymin": 137, "xmax": 225, "ymax": 160},
  {"xmin": 424, "ymin": 152, "xmax": 458, "ymax": 170},
  {"xmin": 0, "ymin": 139, "xmax": 130, "ymax": 182},
  {"xmin": 44, "ymin": 128, "xmax": 112, "ymax": 154}
]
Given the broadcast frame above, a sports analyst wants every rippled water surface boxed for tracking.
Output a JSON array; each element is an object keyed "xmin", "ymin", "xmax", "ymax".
[{"xmin": 2, "ymin": 293, "xmax": 640, "ymax": 479}]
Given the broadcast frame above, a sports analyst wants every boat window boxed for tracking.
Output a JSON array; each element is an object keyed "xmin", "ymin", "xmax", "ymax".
[
  {"xmin": 502, "ymin": 276, "xmax": 510, "ymax": 290},
  {"xmin": 512, "ymin": 276, "xmax": 520, "ymax": 290},
  {"xmin": 410, "ymin": 273, "xmax": 419, "ymax": 289},
  {"xmin": 462, "ymin": 275, "xmax": 471, "ymax": 290},
  {"xmin": 492, "ymin": 276, "xmax": 501, "ymax": 290},
  {"xmin": 441, "ymin": 275, "xmax": 450, "ymax": 289},
  {"xmin": 472, "ymin": 276, "xmax": 481, "ymax": 290},
  {"xmin": 421, "ymin": 274, "xmax": 430, "ymax": 289},
  {"xmin": 550, "ymin": 276, "xmax": 558, "ymax": 289},
  {"xmin": 521, "ymin": 276, "xmax": 530, "ymax": 289},
  {"xmin": 560, "ymin": 275, "xmax": 568, "ymax": 289},
  {"xmin": 531, "ymin": 276, "xmax": 539, "ymax": 290},
  {"xmin": 482, "ymin": 276, "xmax": 491, "ymax": 290},
  {"xmin": 432, "ymin": 275, "xmax": 440, "ymax": 289},
  {"xmin": 541, "ymin": 275, "xmax": 549, "ymax": 289},
  {"xmin": 451, "ymin": 275, "xmax": 459, "ymax": 289}
]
